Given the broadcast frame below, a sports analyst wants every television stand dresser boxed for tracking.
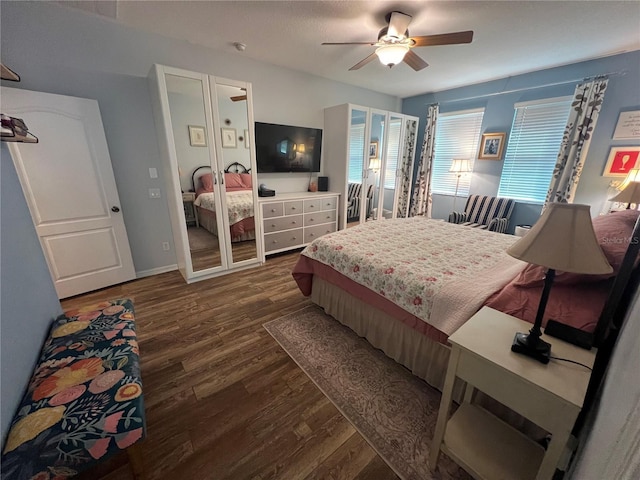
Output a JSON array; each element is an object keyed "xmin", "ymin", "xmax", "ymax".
[{"xmin": 258, "ymin": 192, "xmax": 340, "ymax": 258}]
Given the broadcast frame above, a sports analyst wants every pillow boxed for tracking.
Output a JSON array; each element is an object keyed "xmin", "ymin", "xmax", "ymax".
[
  {"xmin": 239, "ymin": 173, "xmax": 252, "ymax": 188},
  {"xmin": 224, "ymin": 172, "xmax": 245, "ymax": 189},
  {"xmin": 514, "ymin": 209, "xmax": 639, "ymax": 287},
  {"xmin": 199, "ymin": 173, "xmax": 214, "ymax": 192}
]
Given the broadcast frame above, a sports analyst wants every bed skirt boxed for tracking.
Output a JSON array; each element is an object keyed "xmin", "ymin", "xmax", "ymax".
[
  {"xmin": 310, "ymin": 275, "xmax": 546, "ymax": 438},
  {"xmin": 311, "ymin": 276, "xmax": 464, "ymax": 398}
]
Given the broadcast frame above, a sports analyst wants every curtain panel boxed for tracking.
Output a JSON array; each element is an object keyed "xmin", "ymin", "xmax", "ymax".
[
  {"xmin": 410, "ymin": 104, "xmax": 439, "ymax": 217},
  {"xmin": 396, "ymin": 119, "xmax": 417, "ymax": 217},
  {"xmin": 545, "ymin": 78, "xmax": 609, "ymax": 205}
]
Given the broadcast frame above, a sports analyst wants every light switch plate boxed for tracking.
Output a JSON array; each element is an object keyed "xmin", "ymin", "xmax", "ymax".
[
  {"xmin": 149, "ymin": 167, "xmax": 158, "ymax": 179},
  {"xmin": 149, "ymin": 188, "xmax": 161, "ymax": 199}
]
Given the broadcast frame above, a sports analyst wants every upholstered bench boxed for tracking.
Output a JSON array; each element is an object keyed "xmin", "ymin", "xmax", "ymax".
[
  {"xmin": 1, "ymin": 299, "xmax": 145, "ymax": 480},
  {"xmin": 448, "ymin": 194, "xmax": 515, "ymax": 234}
]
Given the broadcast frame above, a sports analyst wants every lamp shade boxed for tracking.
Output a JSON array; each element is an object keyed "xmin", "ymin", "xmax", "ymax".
[
  {"xmin": 507, "ymin": 203, "xmax": 612, "ymax": 274},
  {"xmin": 450, "ymin": 159, "xmax": 472, "ymax": 174},
  {"xmin": 368, "ymin": 158, "xmax": 381, "ymax": 170},
  {"xmin": 609, "ymin": 181, "xmax": 640, "ymax": 204},
  {"xmin": 376, "ymin": 44, "xmax": 409, "ymax": 67}
]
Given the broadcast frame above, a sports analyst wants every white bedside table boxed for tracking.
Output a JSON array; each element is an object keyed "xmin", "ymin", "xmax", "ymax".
[
  {"xmin": 430, "ymin": 307, "xmax": 596, "ymax": 480},
  {"xmin": 182, "ymin": 192, "xmax": 198, "ymax": 227}
]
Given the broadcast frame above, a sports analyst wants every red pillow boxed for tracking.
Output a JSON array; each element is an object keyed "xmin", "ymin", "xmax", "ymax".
[
  {"xmin": 199, "ymin": 173, "xmax": 214, "ymax": 192},
  {"xmin": 224, "ymin": 173, "xmax": 244, "ymax": 189},
  {"xmin": 240, "ymin": 173, "xmax": 252, "ymax": 188},
  {"xmin": 514, "ymin": 209, "xmax": 639, "ymax": 287}
]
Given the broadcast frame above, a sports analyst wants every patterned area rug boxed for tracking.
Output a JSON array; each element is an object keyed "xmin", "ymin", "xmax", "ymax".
[{"xmin": 263, "ymin": 305, "xmax": 471, "ymax": 480}]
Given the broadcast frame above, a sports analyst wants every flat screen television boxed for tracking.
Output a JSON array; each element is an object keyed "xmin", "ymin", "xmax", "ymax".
[{"xmin": 255, "ymin": 122, "xmax": 322, "ymax": 173}]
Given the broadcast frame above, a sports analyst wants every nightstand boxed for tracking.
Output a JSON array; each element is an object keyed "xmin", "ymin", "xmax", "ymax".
[
  {"xmin": 182, "ymin": 192, "xmax": 198, "ymax": 227},
  {"xmin": 430, "ymin": 307, "xmax": 596, "ymax": 480}
]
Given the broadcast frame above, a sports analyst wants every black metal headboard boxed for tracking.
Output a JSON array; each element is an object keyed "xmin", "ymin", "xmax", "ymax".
[{"xmin": 191, "ymin": 163, "xmax": 252, "ymax": 191}]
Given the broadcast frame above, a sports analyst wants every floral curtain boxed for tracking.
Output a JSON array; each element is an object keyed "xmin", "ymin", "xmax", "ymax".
[
  {"xmin": 396, "ymin": 118, "xmax": 417, "ymax": 217},
  {"xmin": 545, "ymin": 77, "xmax": 609, "ymax": 205},
  {"xmin": 410, "ymin": 104, "xmax": 439, "ymax": 217}
]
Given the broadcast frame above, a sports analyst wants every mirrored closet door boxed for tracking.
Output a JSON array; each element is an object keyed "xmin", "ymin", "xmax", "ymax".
[{"xmin": 149, "ymin": 65, "xmax": 262, "ymax": 283}]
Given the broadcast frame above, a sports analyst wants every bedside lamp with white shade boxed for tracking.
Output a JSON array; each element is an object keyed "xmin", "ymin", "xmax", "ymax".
[{"xmin": 506, "ymin": 203, "xmax": 613, "ymax": 364}]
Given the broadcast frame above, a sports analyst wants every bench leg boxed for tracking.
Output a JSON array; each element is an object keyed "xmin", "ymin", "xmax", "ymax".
[{"xmin": 127, "ymin": 442, "xmax": 145, "ymax": 480}]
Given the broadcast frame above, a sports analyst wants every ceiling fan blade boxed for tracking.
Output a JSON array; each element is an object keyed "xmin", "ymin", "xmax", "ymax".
[
  {"xmin": 322, "ymin": 41, "xmax": 377, "ymax": 45},
  {"xmin": 388, "ymin": 11, "xmax": 412, "ymax": 39},
  {"xmin": 230, "ymin": 95, "xmax": 247, "ymax": 102},
  {"xmin": 403, "ymin": 50, "xmax": 429, "ymax": 71},
  {"xmin": 410, "ymin": 30, "xmax": 474, "ymax": 47},
  {"xmin": 349, "ymin": 52, "xmax": 378, "ymax": 71}
]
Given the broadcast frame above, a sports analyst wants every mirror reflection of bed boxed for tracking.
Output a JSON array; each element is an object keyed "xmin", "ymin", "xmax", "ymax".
[{"xmin": 190, "ymin": 163, "xmax": 257, "ymax": 270}]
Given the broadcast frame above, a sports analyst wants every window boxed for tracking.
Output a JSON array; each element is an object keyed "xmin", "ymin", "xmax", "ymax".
[
  {"xmin": 383, "ymin": 118, "xmax": 402, "ymax": 189},
  {"xmin": 348, "ymin": 124, "xmax": 365, "ymax": 183},
  {"xmin": 431, "ymin": 109, "xmax": 484, "ymax": 196},
  {"xmin": 498, "ymin": 97, "xmax": 571, "ymax": 203}
]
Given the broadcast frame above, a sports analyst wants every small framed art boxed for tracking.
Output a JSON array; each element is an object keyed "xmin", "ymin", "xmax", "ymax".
[
  {"xmin": 369, "ymin": 141, "xmax": 379, "ymax": 158},
  {"xmin": 221, "ymin": 128, "xmax": 237, "ymax": 148},
  {"xmin": 478, "ymin": 132, "xmax": 506, "ymax": 160},
  {"xmin": 603, "ymin": 147, "xmax": 640, "ymax": 177},
  {"xmin": 188, "ymin": 125, "xmax": 207, "ymax": 147}
]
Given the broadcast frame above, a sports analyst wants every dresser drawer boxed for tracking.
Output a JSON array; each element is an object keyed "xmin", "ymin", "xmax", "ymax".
[
  {"xmin": 304, "ymin": 223, "xmax": 336, "ymax": 243},
  {"xmin": 303, "ymin": 198, "xmax": 324, "ymax": 213},
  {"xmin": 263, "ymin": 214, "xmax": 303, "ymax": 234},
  {"xmin": 304, "ymin": 210, "xmax": 337, "ymax": 226},
  {"xmin": 284, "ymin": 200, "xmax": 303, "ymax": 215},
  {"xmin": 264, "ymin": 228, "xmax": 304, "ymax": 252},
  {"xmin": 262, "ymin": 202, "xmax": 283, "ymax": 218},
  {"xmin": 318, "ymin": 196, "xmax": 337, "ymax": 211}
]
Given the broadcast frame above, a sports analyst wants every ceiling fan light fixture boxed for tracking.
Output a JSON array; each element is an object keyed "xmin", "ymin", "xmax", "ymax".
[{"xmin": 375, "ymin": 44, "xmax": 409, "ymax": 67}]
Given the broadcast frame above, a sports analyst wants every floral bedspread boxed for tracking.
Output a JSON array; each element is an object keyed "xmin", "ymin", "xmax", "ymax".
[
  {"xmin": 194, "ymin": 190, "xmax": 254, "ymax": 225},
  {"xmin": 1, "ymin": 299, "xmax": 145, "ymax": 480},
  {"xmin": 301, "ymin": 218, "xmax": 517, "ymax": 328}
]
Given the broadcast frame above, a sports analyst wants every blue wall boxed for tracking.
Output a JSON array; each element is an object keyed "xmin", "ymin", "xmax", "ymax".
[
  {"xmin": 0, "ymin": 144, "xmax": 62, "ymax": 443},
  {"xmin": 402, "ymin": 51, "xmax": 640, "ymax": 231}
]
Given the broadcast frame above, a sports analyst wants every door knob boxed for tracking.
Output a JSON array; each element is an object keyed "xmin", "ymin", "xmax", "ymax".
[{"xmin": 111, "ymin": 206, "xmax": 120, "ymax": 212}]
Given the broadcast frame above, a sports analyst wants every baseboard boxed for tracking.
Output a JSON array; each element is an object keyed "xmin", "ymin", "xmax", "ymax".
[{"xmin": 136, "ymin": 264, "xmax": 178, "ymax": 279}]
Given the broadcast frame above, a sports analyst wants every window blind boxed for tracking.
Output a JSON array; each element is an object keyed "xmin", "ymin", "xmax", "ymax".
[
  {"xmin": 348, "ymin": 124, "xmax": 365, "ymax": 183},
  {"xmin": 431, "ymin": 109, "xmax": 484, "ymax": 196},
  {"xmin": 383, "ymin": 119, "xmax": 402, "ymax": 189},
  {"xmin": 498, "ymin": 97, "xmax": 571, "ymax": 203}
]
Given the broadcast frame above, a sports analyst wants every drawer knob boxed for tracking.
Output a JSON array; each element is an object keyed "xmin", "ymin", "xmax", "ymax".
[
  {"xmin": 291, "ymin": 207, "xmax": 296, "ymax": 210},
  {"xmin": 310, "ymin": 233, "xmax": 315, "ymax": 237},
  {"xmin": 271, "ymin": 209, "xmax": 276, "ymax": 212},
  {"xmin": 271, "ymin": 224, "xmax": 276, "ymax": 227},
  {"xmin": 326, "ymin": 215, "xmax": 331, "ymax": 219},
  {"xmin": 310, "ymin": 218, "xmax": 314, "ymax": 221},
  {"xmin": 310, "ymin": 204, "xmax": 315, "ymax": 207},
  {"xmin": 272, "ymin": 240, "xmax": 277, "ymax": 244},
  {"xmin": 292, "ymin": 237, "xmax": 297, "ymax": 240},
  {"xmin": 292, "ymin": 221, "xmax": 297, "ymax": 224}
]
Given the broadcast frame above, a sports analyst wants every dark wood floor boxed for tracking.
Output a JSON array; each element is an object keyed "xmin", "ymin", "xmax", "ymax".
[{"xmin": 64, "ymin": 250, "xmax": 399, "ymax": 480}]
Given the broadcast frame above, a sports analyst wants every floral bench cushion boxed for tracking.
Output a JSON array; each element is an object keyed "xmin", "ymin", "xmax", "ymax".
[{"xmin": 1, "ymin": 299, "xmax": 145, "ymax": 480}]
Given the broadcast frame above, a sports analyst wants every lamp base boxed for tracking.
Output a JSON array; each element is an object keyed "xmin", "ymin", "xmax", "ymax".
[{"xmin": 511, "ymin": 332, "xmax": 551, "ymax": 364}]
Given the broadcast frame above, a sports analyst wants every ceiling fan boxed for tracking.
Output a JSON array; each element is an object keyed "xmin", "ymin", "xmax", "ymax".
[
  {"xmin": 230, "ymin": 88, "xmax": 247, "ymax": 102},
  {"xmin": 322, "ymin": 11, "xmax": 473, "ymax": 71}
]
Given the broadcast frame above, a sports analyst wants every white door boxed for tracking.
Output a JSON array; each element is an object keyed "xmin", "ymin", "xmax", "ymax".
[{"xmin": 2, "ymin": 87, "xmax": 135, "ymax": 299}]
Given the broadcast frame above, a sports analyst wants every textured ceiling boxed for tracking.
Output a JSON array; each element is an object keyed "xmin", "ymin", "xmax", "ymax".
[{"xmin": 57, "ymin": 0, "xmax": 640, "ymax": 98}]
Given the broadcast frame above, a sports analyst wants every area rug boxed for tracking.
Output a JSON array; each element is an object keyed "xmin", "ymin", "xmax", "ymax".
[{"xmin": 263, "ymin": 305, "xmax": 471, "ymax": 480}]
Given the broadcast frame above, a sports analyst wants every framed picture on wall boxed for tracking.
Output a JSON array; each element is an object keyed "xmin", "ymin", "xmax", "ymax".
[
  {"xmin": 221, "ymin": 128, "xmax": 237, "ymax": 148},
  {"xmin": 369, "ymin": 141, "xmax": 379, "ymax": 158},
  {"xmin": 478, "ymin": 132, "xmax": 506, "ymax": 160},
  {"xmin": 188, "ymin": 125, "xmax": 207, "ymax": 147},
  {"xmin": 603, "ymin": 146, "xmax": 640, "ymax": 177}
]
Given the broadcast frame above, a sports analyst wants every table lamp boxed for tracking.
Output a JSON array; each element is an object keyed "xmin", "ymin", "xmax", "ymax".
[
  {"xmin": 506, "ymin": 203, "xmax": 613, "ymax": 363},
  {"xmin": 609, "ymin": 169, "xmax": 640, "ymax": 209},
  {"xmin": 449, "ymin": 159, "xmax": 471, "ymax": 211}
]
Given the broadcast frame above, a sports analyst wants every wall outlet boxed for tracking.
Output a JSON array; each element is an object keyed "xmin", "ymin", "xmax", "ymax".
[
  {"xmin": 149, "ymin": 188, "xmax": 161, "ymax": 199},
  {"xmin": 162, "ymin": 242, "xmax": 170, "ymax": 251}
]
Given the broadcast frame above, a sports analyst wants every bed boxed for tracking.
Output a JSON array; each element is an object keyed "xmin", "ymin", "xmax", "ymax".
[
  {"xmin": 192, "ymin": 163, "xmax": 256, "ymax": 242},
  {"xmin": 292, "ymin": 212, "xmax": 637, "ymax": 392}
]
